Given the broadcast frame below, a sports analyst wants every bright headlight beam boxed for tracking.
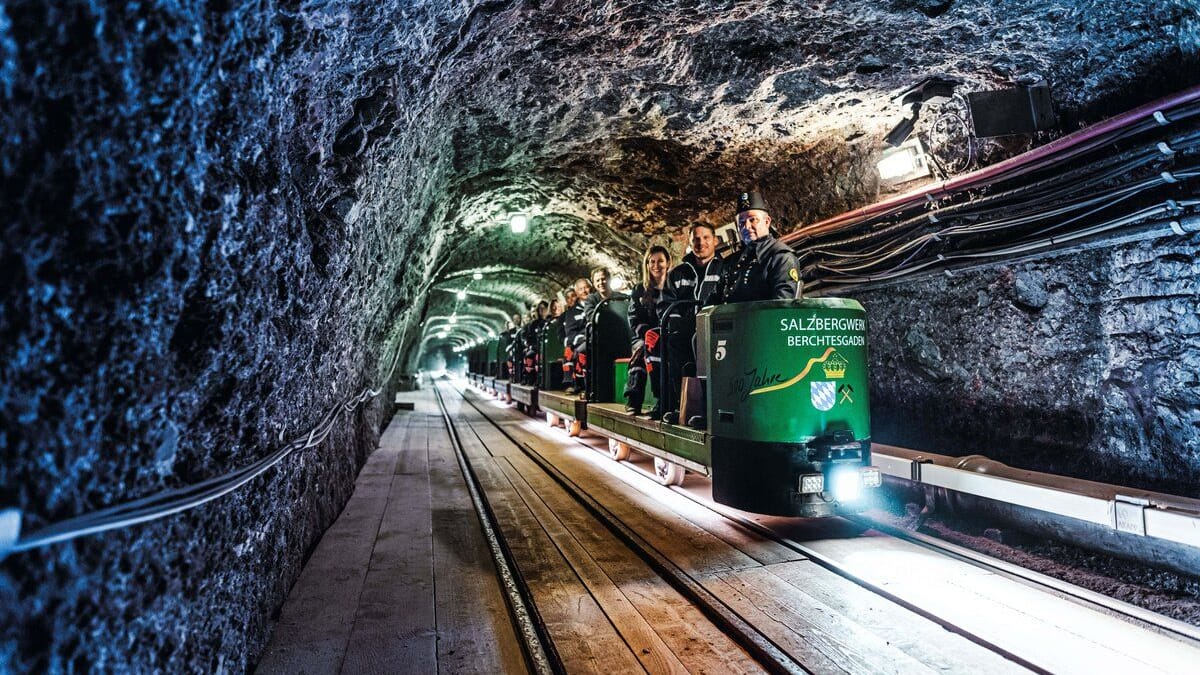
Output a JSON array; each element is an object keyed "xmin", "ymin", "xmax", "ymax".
[
  {"xmin": 510, "ymin": 214, "xmax": 528, "ymax": 234},
  {"xmin": 832, "ymin": 469, "xmax": 862, "ymax": 502}
]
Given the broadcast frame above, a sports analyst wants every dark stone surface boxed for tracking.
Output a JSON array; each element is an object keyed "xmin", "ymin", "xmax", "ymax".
[
  {"xmin": 0, "ymin": 1, "xmax": 418, "ymax": 671},
  {"xmin": 849, "ymin": 231, "xmax": 1200, "ymax": 496},
  {"xmin": 0, "ymin": 0, "xmax": 1196, "ymax": 670}
]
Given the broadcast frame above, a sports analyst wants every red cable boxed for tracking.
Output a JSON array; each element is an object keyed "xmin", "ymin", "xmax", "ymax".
[{"xmin": 784, "ymin": 84, "xmax": 1200, "ymax": 244}]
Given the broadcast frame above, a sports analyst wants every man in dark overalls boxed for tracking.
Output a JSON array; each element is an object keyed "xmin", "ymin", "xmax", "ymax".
[
  {"xmin": 562, "ymin": 278, "xmax": 592, "ymax": 393},
  {"xmin": 660, "ymin": 223, "xmax": 724, "ymax": 425},
  {"xmin": 682, "ymin": 192, "xmax": 799, "ymax": 428},
  {"xmin": 717, "ymin": 191, "xmax": 800, "ymax": 303}
]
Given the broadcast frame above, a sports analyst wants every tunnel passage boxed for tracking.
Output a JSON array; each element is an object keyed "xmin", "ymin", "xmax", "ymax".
[{"xmin": 2, "ymin": 0, "xmax": 1199, "ymax": 671}]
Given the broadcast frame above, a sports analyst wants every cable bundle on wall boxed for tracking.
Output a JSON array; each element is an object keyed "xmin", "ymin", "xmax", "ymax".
[
  {"xmin": 789, "ymin": 86, "xmax": 1200, "ymax": 290},
  {"xmin": 1, "ymin": 330, "xmax": 408, "ymax": 559}
]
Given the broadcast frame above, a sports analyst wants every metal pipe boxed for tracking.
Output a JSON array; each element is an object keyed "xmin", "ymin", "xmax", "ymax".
[
  {"xmin": 873, "ymin": 444, "xmax": 1200, "ymax": 577},
  {"xmin": 785, "ymin": 85, "xmax": 1200, "ymax": 242}
]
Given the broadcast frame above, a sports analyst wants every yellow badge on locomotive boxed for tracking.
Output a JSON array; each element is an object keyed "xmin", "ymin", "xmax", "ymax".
[{"xmin": 789, "ymin": 268, "xmax": 799, "ymax": 282}]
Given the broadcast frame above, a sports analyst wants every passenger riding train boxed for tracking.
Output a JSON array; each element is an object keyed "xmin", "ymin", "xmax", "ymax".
[{"xmin": 467, "ymin": 296, "xmax": 881, "ymax": 518}]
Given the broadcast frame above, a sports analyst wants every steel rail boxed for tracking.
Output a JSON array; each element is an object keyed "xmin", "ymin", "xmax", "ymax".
[
  {"xmin": 586, "ymin": 452, "xmax": 1051, "ymax": 674},
  {"xmin": 842, "ymin": 514, "xmax": 1200, "ymax": 645},
  {"xmin": 431, "ymin": 384, "xmax": 560, "ymax": 675},
  {"xmin": 448, "ymin": 380, "xmax": 809, "ymax": 675},
  {"xmin": 571, "ymin": 426, "xmax": 1200, "ymax": 658}
]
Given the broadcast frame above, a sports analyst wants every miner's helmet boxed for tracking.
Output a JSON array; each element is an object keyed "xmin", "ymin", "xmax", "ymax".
[{"xmin": 736, "ymin": 190, "xmax": 769, "ymax": 215}]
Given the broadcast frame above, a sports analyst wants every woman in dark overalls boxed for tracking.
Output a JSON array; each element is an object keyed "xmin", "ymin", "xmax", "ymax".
[{"xmin": 624, "ymin": 245, "xmax": 671, "ymax": 418}]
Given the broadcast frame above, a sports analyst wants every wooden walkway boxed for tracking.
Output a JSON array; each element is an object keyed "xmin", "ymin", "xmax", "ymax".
[
  {"xmin": 258, "ymin": 383, "xmax": 1030, "ymax": 674},
  {"xmin": 256, "ymin": 391, "xmax": 526, "ymax": 674},
  {"xmin": 450, "ymin": 385, "xmax": 1025, "ymax": 675}
]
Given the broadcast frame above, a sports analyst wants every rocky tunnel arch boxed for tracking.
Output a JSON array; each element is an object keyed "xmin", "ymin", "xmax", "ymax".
[{"xmin": 1, "ymin": 0, "xmax": 1197, "ymax": 670}]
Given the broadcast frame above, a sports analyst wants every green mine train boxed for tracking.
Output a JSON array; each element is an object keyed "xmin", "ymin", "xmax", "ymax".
[{"xmin": 466, "ymin": 297, "xmax": 881, "ymax": 518}]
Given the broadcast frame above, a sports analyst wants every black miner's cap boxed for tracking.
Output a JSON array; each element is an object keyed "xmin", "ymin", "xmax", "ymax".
[{"xmin": 736, "ymin": 190, "xmax": 769, "ymax": 215}]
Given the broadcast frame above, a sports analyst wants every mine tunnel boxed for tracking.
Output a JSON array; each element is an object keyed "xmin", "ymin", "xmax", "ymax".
[{"xmin": 3, "ymin": 1, "xmax": 1200, "ymax": 672}]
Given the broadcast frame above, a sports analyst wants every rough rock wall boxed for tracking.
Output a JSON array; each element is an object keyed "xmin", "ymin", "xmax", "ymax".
[
  {"xmin": 0, "ymin": 1, "xmax": 448, "ymax": 671},
  {"xmin": 851, "ymin": 228, "xmax": 1200, "ymax": 496}
]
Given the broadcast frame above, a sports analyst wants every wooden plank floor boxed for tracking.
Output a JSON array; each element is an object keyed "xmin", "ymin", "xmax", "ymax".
[
  {"xmin": 455, "ymin": 383, "xmax": 1028, "ymax": 675},
  {"xmin": 257, "ymin": 391, "xmax": 526, "ymax": 674},
  {"xmin": 257, "ymin": 380, "xmax": 1052, "ymax": 675},
  {"xmin": 442, "ymin": 385, "xmax": 762, "ymax": 674}
]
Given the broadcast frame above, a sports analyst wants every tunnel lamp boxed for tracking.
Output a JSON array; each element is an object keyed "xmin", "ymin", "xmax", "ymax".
[
  {"xmin": 488, "ymin": 329, "xmax": 496, "ymax": 337},
  {"xmin": 449, "ymin": 315, "xmax": 457, "ymax": 324},
  {"xmin": 456, "ymin": 289, "xmax": 467, "ymax": 300},
  {"xmin": 438, "ymin": 331, "xmax": 447, "ymax": 338},
  {"xmin": 877, "ymin": 139, "xmax": 931, "ymax": 184},
  {"xmin": 609, "ymin": 275, "xmax": 626, "ymax": 292},
  {"xmin": 510, "ymin": 213, "xmax": 528, "ymax": 234},
  {"xmin": 472, "ymin": 272, "xmax": 483, "ymax": 280}
]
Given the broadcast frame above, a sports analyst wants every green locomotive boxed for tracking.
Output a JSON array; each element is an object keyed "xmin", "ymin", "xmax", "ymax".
[
  {"xmin": 700, "ymin": 298, "xmax": 879, "ymax": 516},
  {"xmin": 468, "ymin": 297, "xmax": 880, "ymax": 517}
]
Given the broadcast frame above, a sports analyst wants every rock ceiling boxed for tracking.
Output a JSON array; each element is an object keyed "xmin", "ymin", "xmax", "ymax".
[{"xmin": 402, "ymin": 0, "xmax": 1196, "ymax": 357}]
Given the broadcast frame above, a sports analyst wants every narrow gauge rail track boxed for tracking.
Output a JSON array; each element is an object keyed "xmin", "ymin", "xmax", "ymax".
[
  {"xmin": 445, "ymin": 380, "xmax": 1043, "ymax": 674},
  {"xmin": 664, "ymin": 471, "xmax": 1200, "ymax": 649},
  {"xmin": 562, "ymin": 409, "xmax": 1200, "ymax": 649},
  {"xmin": 431, "ymin": 382, "xmax": 558, "ymax": 675},
  {"xmin": 565, "ymin": 422, "xmax": 1200, "ymax": 648},
  {"xmin": 843, "ymin": 516, "xmax": 1200, "ymax": 646},
  {"xmin": 457, "ymin": 377, "xmax": 1200, "ymax": 674},
  {"xmin": 433, "ymin": 380, "xmax": 806, "ymax": 674}
]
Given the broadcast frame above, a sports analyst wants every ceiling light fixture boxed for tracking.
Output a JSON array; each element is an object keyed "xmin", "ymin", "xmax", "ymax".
[
  {"xmin": 877, "ymin": 138, "xmax": 931, "ymax": 184},
  {"xmin": 456, "ymin": 290, "xmax": 467, "ymax": 300},
  {"xmin": 472, "ymin": 272, "xmax": 483, "ymax": 280},
  {"xmin": 510, "ymin": 213, "xmax": 528, "ymax": 234}
]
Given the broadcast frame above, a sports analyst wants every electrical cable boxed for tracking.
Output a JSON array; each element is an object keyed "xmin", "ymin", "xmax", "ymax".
[
  {"xmin": 797, "ymin": 112, "xmax": 1200, "ymax": 283},
  {"xmin": 800, "ymin": 127, "xmax": 1200, "ymax": 256},
  {"xmin": 812, "ymin": 200, "xmax": 1199, "ymax": 288},
  {"xmin": 786, "ymin": 87, "xmax": 1200, "ymax": 243},
  {"xmin": 811, "ymin": 169, "xmax": 1193, "ymax": 276},
  {"xmin": 3, "ymin": 334, "xmax": 406, "ymax": 557}
]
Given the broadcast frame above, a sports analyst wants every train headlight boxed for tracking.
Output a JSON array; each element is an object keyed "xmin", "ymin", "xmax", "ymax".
[
  {"xmin": 799, "ymin": 474, "xmax": 824, "ymax": 494},
  {"xmin": 831, "ymin": 469, "xmax": 862, "ymax": 502}
]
